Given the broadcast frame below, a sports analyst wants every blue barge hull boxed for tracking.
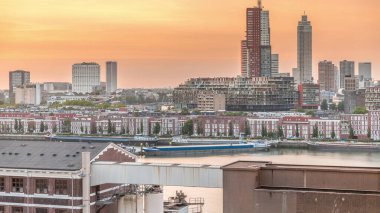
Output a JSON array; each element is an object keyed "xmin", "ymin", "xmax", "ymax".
[{"xmin": 143, "ymin": 143, "xmax": 269, "ymax": 156}]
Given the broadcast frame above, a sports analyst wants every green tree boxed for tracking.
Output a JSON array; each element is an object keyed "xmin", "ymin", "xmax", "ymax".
[
  {"xmin": 306, "ymin": 110, "xmax": 316, "ymax": 117},
  {"xmin": 349, "ymin": 125, "xmax": 355, "ymax": 139},
  {"xmin": 182, "ymin": 120, "xmax": 194, "ymax": 136},
  {"xmin": 338, "ymin": 102, "xmax": 344, "ymax": 112},
  {"xmin": 140, "ymin": 122, "xmax": 144, "ymax": 135},
  {"xmin": 14, "ymin": 119, "xmax": 18, "ymax": 132},
  {"xmin": 40, "ymin": 121, "xmax": 45, "ymax": 133},
  {"xmin": 80, "ymin": 123, "xmax": 84, "ymax": 133},
  {"xmin": 367, "ymin": 127, "xmax": 371, "ymax": 139},
  {"xmin": 153, "ymin": 123, "xmax": 161, "ymax": 135},
  {"xmin": 120, "ymin": 125, "xmax": 126, "ymax": 135},
  {"xmin": 321, "ymin": 99, "xmax": 328, "ymax": 111},
  {"xmin": 18, "ymin": 120, "xmax": 23, "ymax": 132},
  {"xmin": 329, "ymin": 103, "xmax": 337, "ymax": 111},
  {"xmin": 197, "ymin": 122, "xmax": 203, "ymax": 136},
  {"xmin": 180, "ymin": 108, "xmax": 190, "ymax": 115},
  {"xmin": 312, "ymin": 124, "xmax": 319, "ymax": 138},
  {"xmin": 244, "ymin": 121, "xmax": 251, "ymax": 137},
  {"xmin": 52, "ymin": 123, "xmax": 57, "ymax": 133},
  {"xmin": 90, "ymin": 122, "xmax": 97, "ymax": 134},
  {"xmin": 295, "ymin": 124, "xmax": 300, "ymax": 138},
  {"xmin": 112, "ymin": 123, "xmax": 116, "ymax": 134},
  {"xmin": 353, "ymin": 106, "xmax": 368, "ymax": 114},
  {"xmin": 228, "ymin": 122, "xmax": 234, "ymax": 137},
  {"xmin": 261, "ymin": 124, "xmax": 268, "ymax": 137},
  {"xmin": 63, "ymin": 118, "xmax": 71, "ymax": 133},
  {"xmin": 107, "ymin": 119, "xmax": 112, "ymax": 134},
  {"xmin": 98, "ymin": 125, "xmax": 102, "ymax": 134},
  {"xmin": 331, "ymin": 130, "xmax": 336, "ymax": 139},
  {"xmin": 277, "ymin": 126, "xmax": 284, "ymax": 139}
]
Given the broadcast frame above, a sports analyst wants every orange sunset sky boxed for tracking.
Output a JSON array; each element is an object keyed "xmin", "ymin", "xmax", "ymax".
[{"xmin": 0, "ymin": 0, "xmax": 379, "ymax": 89}]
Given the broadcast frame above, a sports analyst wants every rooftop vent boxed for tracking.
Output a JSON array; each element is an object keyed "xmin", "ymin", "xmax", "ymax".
[
  {"xmin": 40, "ymin": 154, "xmax": 44, "ymax": 156},
  {"xmin": 67, "ymin": 164, "xmax": 75, "ymax": 168},
  {"xmin": 15, "ymin": 153, "xmax": 19, "ymax": 156},
  {"xmin": 72, "ymin": 155, "xmax": 76, "ymax": 157},
  {"xmin": 89, "ymin": 146, "xmax": 95, "ymax": 149},
  {"xmin": 81, "ymin": 146, "xmax": 86, "ymax": 149},
  {"xmin": 2, "ymin": 152, "xmax": 5, "ymax": 155},
  {"xmin": 9, "ymin": 152, "xmax": 12, "ymax": 155},
  {"xmin": 66, "ymin": 154, "xmax": 70, "ymax": 157},
  {"xmin": 20, "ymin": 144, "xmax": 27, "ymax": 147},
  {"xmin": 52, "ymin": 154, "xmax": 57, "ymax": 157},
  {"xmin": 76, "ymin": 151, "xmax": 80, "ymax": 154},
  {"xmin": 27, "ymin": 153, "xmax": 31, "ymax": 156}
]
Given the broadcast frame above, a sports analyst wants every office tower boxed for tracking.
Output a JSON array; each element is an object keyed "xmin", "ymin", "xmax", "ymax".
[
  {"xmin": 359, "ymin": 62, "xmax": 372, "ymax": 89},
  {"xmin": 241, "ymin": 41, "xmax": 249, "ymax": 77},
  {"xmin": 72, "ymin": 62, "xmax": 100, "ymax": 94},
  {"xmin": 339, "ymin": 60, "xmax": 355, "ymax": 89},
  {"xmin": 318, "ymin": 61, "xmax": 336, "ymax": 92},
  {"xmin": 241, "ymin": 0, "xmax": 272, "ymax": 77},
  {"xmin": 9, "ymin": 70, "xmax": 30, "ymax": 93},
  {"xmin": 271, "ymin": 54, "xmax": 279, "ymax": 76},
  {"xmin": 297, "ymin": 14, "xmax": 312, "ymax": 83},
  {"xmin": 106, "ymin": 61, "xmax": 118, "ymax": 94},
  {"xmin": 260, "ymin": 10, "xmax": 271, "ymax": 77}
]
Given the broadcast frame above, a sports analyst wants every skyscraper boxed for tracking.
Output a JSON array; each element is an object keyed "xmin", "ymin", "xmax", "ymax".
[
  {"xmin": 359, "ymin": 62, "xmax": 372, "ymax": 89},
  {"xmin": 271, "ymin": 54, "xmax": 279, "ymax": 76},
  {"xmin": 72, "ymin": 62, "xmax": 100, "ymax": 94},
  {"xmin": 106, "ymin": 61, "xmax": 118, "ymax": 94},
  {"xmin": 260, "ymin": 10, "xmax": 271, "ymax": 77},
  {"xmin": 340, "ymin": 60, "xmax": 355, "ymax": 89},
  {"xmin": 297, "ymin": 14, "xmax": 312, "ymax": 83},
  {"xmin": 241, "ymin": 0, "xmax": 271, "ymax": 77},
  {"xmin": 9, "ymin": 70, "xmax": 31, "ymax": 104},
  {"xmin": 318, "ymin": 61, "xmax": 336, "ymax": 92},
  {"xmin": 9, "ymin": 70, "xmax": 30, "ymax": 93}
]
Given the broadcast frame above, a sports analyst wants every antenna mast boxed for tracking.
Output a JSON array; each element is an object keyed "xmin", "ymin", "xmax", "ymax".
[{"xmin": 258, "ymin": 0, "xmax": 262, "ymax": 9}]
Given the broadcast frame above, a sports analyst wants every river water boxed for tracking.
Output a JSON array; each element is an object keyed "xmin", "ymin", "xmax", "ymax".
[{"xmin": 139, "ymin": 149, "xmax": 380, "ymax": 213}]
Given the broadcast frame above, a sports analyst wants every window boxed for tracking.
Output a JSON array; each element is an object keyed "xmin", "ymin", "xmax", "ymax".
[
  {"xmin": 0, "ymin": 206, "xmax": 4, "ymax": 213},
  {"xmin": 35, "ymin": 179, "xmax": 48, "ymax": 194},
  {"xmin": 12, "ymin": 178, "xmax": 23, "ymax": 193},
  {"xmin": 55, "ymin": 210, "xmax": 68, "ymax": 213},
  {"xmin": 55, "ymin": 180, "xmax": 68, "ymax": 195},
  {"xmin": 12, "ymin": 207, "xmax": 23, "ymax": 213},
  {"xmin": 36, "ymin": 209, "xmax": 47, "ymax": 213},
  {"xmin": 0, "ymin": 177, "xmax": 4, "ymax": 192}
]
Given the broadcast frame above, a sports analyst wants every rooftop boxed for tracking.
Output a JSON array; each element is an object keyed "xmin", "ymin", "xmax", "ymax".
[{"xmin": 0, "ymin": 141, "xmax": 110, "ymax": 171}]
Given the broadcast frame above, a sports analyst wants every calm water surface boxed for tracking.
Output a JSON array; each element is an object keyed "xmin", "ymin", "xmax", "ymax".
[{"xmin": 139, "ymin": 149, "xmax": 380, "ymax": 213}]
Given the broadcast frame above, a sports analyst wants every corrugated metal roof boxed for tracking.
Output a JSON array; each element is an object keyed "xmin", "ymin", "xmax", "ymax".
[{"xmin": 0, "ymin": 141, "xmax": 109, "ymax": 171}]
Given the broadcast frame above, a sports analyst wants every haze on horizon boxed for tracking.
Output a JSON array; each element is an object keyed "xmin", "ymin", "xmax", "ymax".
[{"xmin": 0, "ymin": 0, "xmax": 379, "ymax": 89}]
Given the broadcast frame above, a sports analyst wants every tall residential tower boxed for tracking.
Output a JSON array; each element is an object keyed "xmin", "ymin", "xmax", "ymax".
[
  {"xmin": 106, "ymin": 61, "xmax": 118, "ymax": 94},
  {"xmin": 297, "ymin": 14, "xmax": 312, "ymax": 83},
  {"xmin": 241, "ymin": 0, "xmax": 272, "ymax": 77}
]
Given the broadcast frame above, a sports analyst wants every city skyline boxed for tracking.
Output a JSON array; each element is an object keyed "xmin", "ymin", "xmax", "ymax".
[{"xmin": 0, "ymin": 0, "xmax": 379, "ymax": 89}]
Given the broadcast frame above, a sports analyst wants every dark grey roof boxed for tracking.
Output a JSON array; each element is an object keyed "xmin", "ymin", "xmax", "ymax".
[{"xmin": 0, "ymin": 141, "xmax": 110, "ymax": 171}]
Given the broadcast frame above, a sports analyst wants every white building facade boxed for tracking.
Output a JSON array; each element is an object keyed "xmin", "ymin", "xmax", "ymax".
[{"xmin": 72, "ymin": 62, "xmax": 100, "ymax": 94}]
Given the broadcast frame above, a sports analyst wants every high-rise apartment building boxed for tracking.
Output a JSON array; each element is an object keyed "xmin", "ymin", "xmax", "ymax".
[
  {"xmin": 340, "ymin": 60, "xmax": 355, "ymax": 89},
  {"xmin": 72, "ymin": 62, "xmax": 100, "ymax": 94},
  {"xmin": 9, "ymin": 70, "xmax": 30, "ymax": 93},
  {"xmin": 359, "ymin": 62, "xmax": 372, "ymax": 89},
  {"xmin": 106, "ymin": 61, "xmax": 118, "ymax": 94},
  {"xmin": 15, "ymin": 83, "xmax": 41, "ymax": 106},
  {"xmin": 297, "ymin": 14, "xmax": 312, "ymax": 83},
  {"xmin": 271, "ymin": 54, "xmax": 279, "ymax": 76},
  {"xmin": 241, "ymin": 0, "xmax": 272, "ymax": 77},
  {"xmin": 318, "ymin": 61, "xmax": 336, "ymax": 92}
]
